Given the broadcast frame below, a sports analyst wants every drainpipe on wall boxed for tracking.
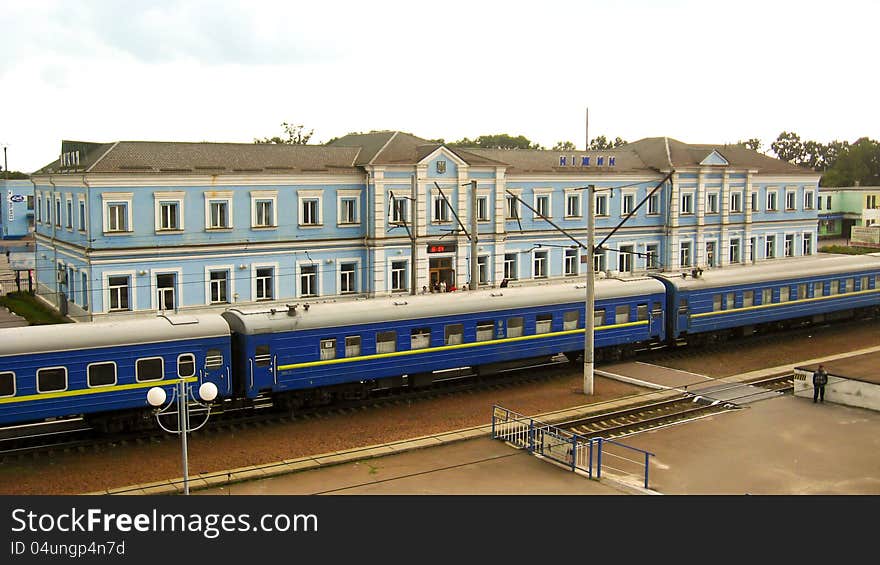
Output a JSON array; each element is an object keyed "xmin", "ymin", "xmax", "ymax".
[{"xmin": 82, "ymin": 174, "xmax": 93, "ymax": 321}]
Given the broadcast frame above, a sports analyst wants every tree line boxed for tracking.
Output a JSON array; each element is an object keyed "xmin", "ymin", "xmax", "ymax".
[{"xmin": 256, "ymin": 124, "xmax": 879, "ymax": 188}]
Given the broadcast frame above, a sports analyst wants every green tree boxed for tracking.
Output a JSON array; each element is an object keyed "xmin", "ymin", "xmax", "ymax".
[
  {"xmin": 552, "ymin": 141, "xmax": 577, "ymax": 151},
  {"xmin": 0, "ymin": 169, "xmax": 29, "ymax": 179},
  {"xmin": 770, "ymin": 131, "xmax": 805, "ymax": 164},
  {"xmin": 255, "ymin": 122, "xmax": 314, "ymax": 145},
  {"xmin": 588, "ymin": 135, "xmax": 627, "ymax": 150},
  {"xmin": 737, "ymin": 138, "xmax": 762, "ymax": 152},
  {"xmin": 820, "ymin": 137, "xmax": 880, "ymax": 187},
  {"xmin": 448, "ymin": 134, "xmax": 544, "ymax": 150}
]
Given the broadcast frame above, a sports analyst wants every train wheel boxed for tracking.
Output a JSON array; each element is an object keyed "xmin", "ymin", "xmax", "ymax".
[{"xmin": 564, "ymin": 351, "xmax": 582, "ymax": 364}]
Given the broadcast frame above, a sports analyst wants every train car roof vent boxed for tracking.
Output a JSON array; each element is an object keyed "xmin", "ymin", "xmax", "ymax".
[
  {"xmin": 392, "ymin": 300, "xmax": 408, "ymax": 306},
  {"xmin": 287, "ymin": 304, "xmax": 298, "ymax": 316},
  {"xmin": 160, "ymin": 314, "xmax": 199, "ymax": 325},
  {"xmin": 490, "ymin": 292, "xmax": 504, "ymax": 297}
]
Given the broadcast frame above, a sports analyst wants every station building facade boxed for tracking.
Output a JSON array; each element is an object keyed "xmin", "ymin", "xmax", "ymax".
[{"xmin": 30, "ymin": 133, "xmax": 820, "ymax": 320}]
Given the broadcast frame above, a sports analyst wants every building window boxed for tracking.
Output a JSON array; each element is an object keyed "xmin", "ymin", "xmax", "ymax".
[
  {"xmin": 729, "ymin": 239, "xmax": 741, "ymax": 264},
  {"xmin": 681, "ymin": 193, "xmax": 694, "ymax": 215},
  {"xmin": 156, "ymin": 273, "xmax": 176, "ymax": 311},
  {"xmin": 766, "ymin": 191, "xmax": 778, "ymax": 211},
  {"xmin": 803, "ymin": 233, "xmax": 812, "ymax": 256},
  {"xmin": 256, "ymin": 267, "xmax": 274, "ymax": 300},
  {"xmin": 210, "ymin": 270, "xmax": 228, "ymax": 304},
  {"xmin": 622, "ymin": 193, "xmax": 635, "ymax": 215},
  {"xmin": 707, "ymin": 193, "xmax": 718, "ymax": 214},
  {"xmin": 391, "ymin": 198, "xmax": 408, "ymax": 224},
  {"xmin": 618, "ymin": 245, "xmax": 633, "ymax": 273},
  {"xmin": 730, "ymin": 192, "xmax": 742, "ymax": 213},
  {"xmin": 254, "ymin": 199, "xmax": 274, "ymax": 227},
  {"xmin": 504, "ymin": 253, "xmax": 517, "ymax": 280},
  {"xmin": 433, "ymin": 195, "xmax": 449, "ymax": 222},
  {"xmin": 107, "ymin": 203, "xmax": 128, "ymax": 232},
  {"xmin": 340, "ymin": 263, "xmax": 356, "ymax": 294},
  {"xmin": 751, "ymin": 192, "xmax": 759, "ymax": 212},
  {"xmin": 535, "ymin": 194, "xmax": 550, "ymax": 219},
  {"xmin": 36, "ymin": 194, "xmax": 42, "ymax": 223},
  {"xmin": 566, "ymin": 193, "xmax": 581, "ymax": 218},
  {"xmin": 300, "ymin": 265, "xmax": 318, "ymax": 297},
  {"xmin": 785, "ymin": 191, "xmax": 796, "ymax": 211},
  {"xmin": 680, "ymin": 242, "xmax": 692, "ymax": 267},
  {"xmin": 209, "ymin": 201, "xmax": 230, "ymax": 229},
  {"xmin": 391, "ymin": 261, "xmax": 407, "ymax": 291},
  {"xmin": 804, "ymin": 190, "xmax": 815, "ymax": 210},
  {"xmin": 477, "ymin": 256, "xmax": 489, "ymax": 285},
  {"xmin": 66, "ymin": 199, "xmax": 73, "ymax": 228},
  {"xmin": 159, "ymin": 202, "xmax": 180, "ymax": 231},
  {"xmin": 533, "ymin": 251, "xmax": 547, "ymax": 278},
  {"xmin": 506, "ymin": 195, "xmax": 520, "ymax": 220},
  {"xmin": 646, "ymin": 243, "xmax": 659, "ymax": 269},
  {"xmin": 301, "ymin": 199, "xmax": 320, "ymax": 226},
  {"xmin": 564, "ymin": 248, "xmax": 578, "ymax": 276},
  {"xmin": 108, "ymin": 275, "xmax": 130, "ymax": 311},
  {"xmin": 81, "ymin": 272, "xmax": 88, "ymax": 310},
  {"xmin": 476, "ymin": 195, "xmax": 489, "ymax": 221},
  {"xmin": 784, "ymin": 234, "xmax": 794, "ymax": 257},
  {"xmin": 647, "ymin": 193, "xmax": 660, "ymax": 215},
  {"xmin": 78, "ymin": 200, "xmax": 86, "ymax": 230},
  {"xmin": 765, "ymin": 235, "xmax": 776, "ymax": 258},
  {"xmin": 593, "ymin": 251, "xmax": 606, "ymax": 273},
  {"xmin": 55, "ymin": 198, "xmax": 61, "ymax": 227},
  {"xmin": 595, "ymin": 194, "xmax": 608, "ymax": 216},
  {"xmin": 339, "ymin": 194, "xmax": 359, "ymax": 225}
]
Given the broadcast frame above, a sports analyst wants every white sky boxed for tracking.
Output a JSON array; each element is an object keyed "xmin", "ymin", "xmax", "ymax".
[{"xmin": 2, "ymin": 0, "xmax": 878, "ymax": 173}]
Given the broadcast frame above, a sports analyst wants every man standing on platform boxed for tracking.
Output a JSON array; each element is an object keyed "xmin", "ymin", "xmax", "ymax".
[{"xmin": 812, "ymin": 364, "xmax": 828, "ymax": 403}]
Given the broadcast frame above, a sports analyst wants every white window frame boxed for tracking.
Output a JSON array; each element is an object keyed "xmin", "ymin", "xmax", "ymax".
[
  {"xmin": 150, "ymin": 268, "xmax": 183, "ymax": 311},
  {"xmin": 250, "ymin": 190, "xmax": 278, "ymax": 229},
  {"xmin": 204, "ymin": 191, "xmax": 233, "ymax": 230},
  {"xmin": 533, "ymin": 188, "xmax": 552, "ymax": 220},
  {"xmin": 65, "ymin": 194, "xmax": 73, "ymax": 229},
  {"xmin": 477, "ymin": 255, "xmax": 489, "ymax": 285},
  {"xmin": 618, "ymin": 243, "xmax": 634, "ymax": 273},
  {"xmin": 252, "ymin": 262, "xmax": 279, "ymax": 301},
  {"xmin": 593, "ymin": 249, "xmax": 607, "ymax": 273},
  {"xmin": 204, "ymin": 264, "xmax": 235, "ymax": 305},
  {"xmin": 87, "ymin": 361, "xmax": 118, "ymax": 388},
  {"xmin": 730, "ymin": 191, "xmax": 742, "ymax": 213},
  {"xmin": 297, "ymin": 261, "xmax": 320, "ymax": 297},
  {"xmin": 432, "ymin": 194, "xmax": 450, "ymax": 223},
  {"xmin": 505, "ymin": 190, "xmax": 522, "ymax": 220},
  {"xmin": 298, "ymin": 189, "xmax": 323, "ymax": 227},
  {"xmin": 681, "ymin": 192, "xmax": 694, "ymax": 215},
  {"xmin": 594, "ymin": 193, "xmax": 608, "ymax": 217},
  {"xmin": 804, "ymin": 190, "xmax": 815, "ymax": 210},
  {"xmin": 337, "ymin": 258, "xmax": 360, "ymax": 294},
  {"xmin": 647, "ymin": 193, "xmax": 660, "ymax": 216},
  {"xmin": 784, "ymin": 233, "xmax": 795, "ymax": 257},
  {"xmin": 391, "ymin": 196, "xmax": 408, "ymax": 224},
  {"xmin": 565, "ymin": 191, "xmax": 581, "ymax": 219},
  {"xmin": 532, "ymin": 250, "xmax": 548, "ymax": 279},
  {"xmin": 564, "ymin": 248, "xmax": 578, "ymax": 276},
  {"xmin": 621, "ymin": 192, "xmax": 635, "ymax": 216},
  {"xmin": 337, "ymin": 189, "xmax": 361, "ymax": 227},
  {"xmin": 154, "ymin": 191, "xmax": 185, "ymax": 233},
  {"xmin": 729, "ymin": 238, "xmax": 741, "ymax": 264},
  {"xmin": 504, "ymin": 253, "xmax": 518, "ymax": 280},
  {"xmin": 645, "ymin": 242, "xmax": 659, "ymax": 269},
  {"xmin": 37, "ymin": 366, "xmax": 68, "ymax": 394},
  {"xmin": 476, "ymin": 193, "xmax": 490, "ymax": 222},
  {"xmin": 680, "ymin": 241, "xmax": 692, "ymax": 267},
  {"xmin": 389, "ymin": 259, "xmax": 408, "ymax": 292},
  {"xmin": 55, "ymin": 195, "xmax": 62, "ymax": 227},
  {"xmin": 706, "ymin": 192, "xmax": 719, "ymax": 214},
  {"xmin": 102, "ymin": 192, "xmax": 133, "ymax": 234},
  {"xmin": 77, "ymin": 195, "xmax": 87, "ymax": 232},
  {"xmin": 104, "ymin": 270, "xmax": 136, "ymax": 312},
  {"xmin": 803, "ymin": 233, "xmax": 813, "ymax": 256},
  {"xmin": 765, "ymin": 235, "xmax": 776, "ymax": 258},
  {"xmin": 785, "ymin": 188, "xmax": 797, "ymax": 211},
  {"xmin": 766, "ymin": 189, "xmax": 778, "ymax": 212},
  {"xmin": 751, "ymin": 191, "xmax": 759, "ymax": 212}
]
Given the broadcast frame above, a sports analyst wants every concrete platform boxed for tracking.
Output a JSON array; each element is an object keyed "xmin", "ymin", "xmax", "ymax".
[{"xmin": 793, "ymin": 350, "xmax": 880, "ymax": 411}]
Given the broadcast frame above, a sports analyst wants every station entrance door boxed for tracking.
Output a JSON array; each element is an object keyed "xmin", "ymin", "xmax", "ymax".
[{"xmin": 429, "ymin": 257, "xmax": 455, "ymax": 289}]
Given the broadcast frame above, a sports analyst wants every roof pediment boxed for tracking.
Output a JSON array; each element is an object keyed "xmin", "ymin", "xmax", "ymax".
[{"xmin": 700, "ymin": 150, "xmax": 729, "ymax": 166}]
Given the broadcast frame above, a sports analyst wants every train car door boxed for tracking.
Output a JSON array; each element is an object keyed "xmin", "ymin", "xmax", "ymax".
[
  {"xmin": 248, "ymin": 340, "xmax": 276, "ymax": 396},
  {"xmin": 202, "ymin": 345, "xmax": 231, "ymax": 396},
  {"xmin": 650, "ymin": 300, "xmax": 664, "ymax": 338},
  {"xmin": 676, "ymin": 295, "xmax": 690, "ymax": 335}
]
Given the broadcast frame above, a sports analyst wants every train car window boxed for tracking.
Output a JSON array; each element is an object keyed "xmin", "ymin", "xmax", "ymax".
[
  {"xmin": 411, "ymin": 328, "xmax": 431, "ymax": 350},
  {"xmin": 535, "ymin": 314, "xmax": 552, "ymax": 334},
  {"xmin": 37, "ymin": 367, "xmax": 67, "ymax": 393},
  {"xmin": 507, "ymin": 317, "xmax": 524, "ymax": 338},
  {"xmin": 813, "ymin": 282, "xmax": 824, "ymax": 297},
  {"xmin": 136, "ymin": 357, "xmax": 164, "ymax": 382},
  {"xmin": 476, "ymin": 321, "xmax": 494, "ymax": 342},
  {"xmin": 845, "ymin": 278, "xmax": 854, "ymax": 293},
  {"xmin": 563, "ymin": 311, "xmax": 579, "ymax": 330},
  {"xmin": 677, "ymin": 299, "xmax": 687, "ymax": 314},
  {"xmin": 637, "ymin": 304, "xmax": 649, "ymax": 321},
  {"xmin": 178, "ymin": 354, "xmax": 196, "ymax": 377},
  {"xmin": 376, "ymin": 331, "xmax": 397, "ymax": 354},
  {"xmin": 779, "ymin": 287, "xmax": 790, "ymax": 302},
  {"xmin": 652, "ymin": 302, "xmax": 663, "ymax": 315},
  {"xmin": 345, "ymin": 336, "xmax": 361, "ymax": 357},
  {"xmin": 798, "ymin": 284, "xmax": 807, "ymax": 300},
  {"xmin": 830, "ymin": 280, "xmax": 839, "ymax": 295},
  {"xmin": 0, "ymin": 371, "xmax": 14, "ymax": 397},
  {"xmin": 594, "ymin": 309, "xmax": 605, "ymax": 326},
  {"xmin": 742, "ymin": 290, "xmax": 754, "ymax": 307},
  {"xmin": 445, "ymin": 324, "xmax": 464, "ymax": 345},
  {"xmin": 320, "ymin": 339, "xmax": 337, "ymax": 360},
  {"xmin": 205, "ymin": 349, "xmax": 224, "ymax": 369},
  {"xmin": 875, "ymin": 275, "xmax": 880, "ymax": 289},
  {"xmin": 615, "ymin": 305, "xmax": 630, "ymax": 324},
  {"xmin": 712, "ymin": 294, "xmax": 722, "ymax": 312},
  {"xmin": 762, "ymin": 288, "xmax": 773, "ymax": 304},
  {"xmin": 725, "ymin": 293, "xmax": 735, "ymax": 310},
  {"xmin": 254, "ymin": 345, "xmax": 271, "ymax": 367},
  {"xmin": 87, "ymin": 362, "xmax": 116, "ymax": 387},
  {"xmin": 860, "ymin": 276, "xmax": 868, "ymax": 290}
]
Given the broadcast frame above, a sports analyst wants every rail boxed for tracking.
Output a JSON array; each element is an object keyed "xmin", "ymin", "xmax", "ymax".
[{"xmin": 491, "ymin": 405, "xmax": 654, "ymax": 489}]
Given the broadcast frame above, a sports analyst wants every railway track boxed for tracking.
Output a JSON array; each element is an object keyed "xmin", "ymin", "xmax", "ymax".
[{"xmin": 560, "ymin": 374, "xmax": 794, "ymax": 440}]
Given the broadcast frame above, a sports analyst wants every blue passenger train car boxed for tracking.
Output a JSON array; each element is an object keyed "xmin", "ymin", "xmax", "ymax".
[
  {"xmin": 0, "ymin": 314, "xmax": 232, "ymax": 429},
  {"xmin": 652, "ymin": 253, "xmax": 880, "ymax": 341},
  {"xmin": 221, "ymin": 277, "xmax": 667, "ymax": 408}
]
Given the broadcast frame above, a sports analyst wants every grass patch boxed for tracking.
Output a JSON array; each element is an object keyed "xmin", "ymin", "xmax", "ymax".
[
  {"xmin": 819, "ymin": 245, "xmax": 879, "ymax": 255},
  {"xmin": 0, "ymin": 292, "xmax": 71, "ymax": 324}
]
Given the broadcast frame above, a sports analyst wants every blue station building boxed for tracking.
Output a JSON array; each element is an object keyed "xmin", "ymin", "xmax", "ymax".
[{"xmin": 30, "ymin": 133, "xmax": 820, "ymax": 321}]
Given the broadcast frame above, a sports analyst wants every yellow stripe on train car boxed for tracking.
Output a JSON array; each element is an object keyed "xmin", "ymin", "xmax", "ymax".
[
  {"xmin": 691, "ymin": 288, "xmax": 880, "ymax": 319},
  {"xmin": 0, "ymin": 377, "xmax": 198, "ymax": 406}
]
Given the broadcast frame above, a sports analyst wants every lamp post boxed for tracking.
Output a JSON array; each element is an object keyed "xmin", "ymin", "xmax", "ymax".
[
  {"xmin": 584, "ymin": 184, "xmax": 596, "ymax": 395},
  {"xmin": 147, "ymin": 379, "xmax": 218, "ymax": 495}
]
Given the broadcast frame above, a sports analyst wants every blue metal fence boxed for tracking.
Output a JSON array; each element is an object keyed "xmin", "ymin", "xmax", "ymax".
[{"xmin": 491, "ymin": 405, "xmax": 653, "ymax": 489}]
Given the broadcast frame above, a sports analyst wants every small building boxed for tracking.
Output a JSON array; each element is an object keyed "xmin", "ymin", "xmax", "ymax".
[{"xmin": 817, "ymin": 185, "xmax": 880, "ymax": 240}]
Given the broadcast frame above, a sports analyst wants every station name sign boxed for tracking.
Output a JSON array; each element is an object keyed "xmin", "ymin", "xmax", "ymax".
[{"xmin": 558, "ymin": 155, "xmax": 616, "ymax": 167}]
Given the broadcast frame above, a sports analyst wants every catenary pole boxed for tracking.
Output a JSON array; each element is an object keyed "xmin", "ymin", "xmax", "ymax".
[
  {"xmin": 469, "ymin": 180, "xmax": 478, "ymax": 290},
  {"xmin": 584, "ymin": 184, "xmax": 595, "ymax": 395}
]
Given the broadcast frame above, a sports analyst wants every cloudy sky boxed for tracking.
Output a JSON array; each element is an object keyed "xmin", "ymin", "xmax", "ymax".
[{"xmin": 2, "ymin": 0, "xmax": 878, "ymax": 173}]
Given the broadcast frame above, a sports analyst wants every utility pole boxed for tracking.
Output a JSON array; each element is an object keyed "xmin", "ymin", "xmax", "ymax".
[
  {"xmin": 584, "ymin": 184, "xmax": 595, "ymax": 395},
  {"xmin": 585, "ymin": 107, "xmax": 589, "ymax": 150},
  {"xmin": 469, "ymin": 180, "xmax": 478, "ymax": 290},
  {"xmin": 410, "ymin": 175, "xmax": 419, "ymax": 294}
]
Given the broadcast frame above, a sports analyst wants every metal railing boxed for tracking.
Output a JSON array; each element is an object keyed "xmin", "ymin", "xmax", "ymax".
[{"xmin": 492, "ymin": 405, "xmax": 653, "ymax": 489}]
